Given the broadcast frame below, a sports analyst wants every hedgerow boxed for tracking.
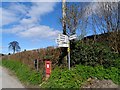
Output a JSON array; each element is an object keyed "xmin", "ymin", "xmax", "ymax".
[
  {"xmin": 2, "ymin": 47, "xmax": 61, "ymax": 70},
  {"xmin": 71, "ymin": 41, "xmax": 119, "ymax": 68}
]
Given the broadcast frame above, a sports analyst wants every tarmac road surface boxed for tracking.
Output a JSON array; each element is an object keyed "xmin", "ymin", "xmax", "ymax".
[{"xmin": 0, "ymin": 66, "xmax": 25, "ymax": 89}]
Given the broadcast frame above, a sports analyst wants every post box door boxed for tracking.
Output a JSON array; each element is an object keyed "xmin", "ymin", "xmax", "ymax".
[{"xmin": 45, "ymin": 61, "xmax": 51, "ymax": 74}]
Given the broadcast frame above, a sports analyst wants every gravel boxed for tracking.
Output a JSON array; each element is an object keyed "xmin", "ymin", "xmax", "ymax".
[{"xmin": 82, "ymin": 77, "xmax": 119, "ymax": 88}]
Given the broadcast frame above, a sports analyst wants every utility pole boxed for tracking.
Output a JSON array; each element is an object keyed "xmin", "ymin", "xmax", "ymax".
[
  {"xmin": 62, "ymin": 0, "xmax": 68, "ymax": 67},
  {"xmin": 62, "ymin": 0, "xmax": 66, "ymax": 35}
]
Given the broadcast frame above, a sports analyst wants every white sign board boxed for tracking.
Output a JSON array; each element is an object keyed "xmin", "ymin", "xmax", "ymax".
[
  {"xmin": 56, "ymin": 34, "xmax": 69, "ymax": 47},
  {"xmin": 69, "ymin": 34, "xmax": 77, "ymax": 40},
  {"xmin": 58, "ymin": 41, "xmax": 69, "ymax": 47},
  {"xmin": 58, "ymin": 43, "xmax": 69, "ymax": 47},
  {"xmin": 58, "ymin": 34, "xmax": 68, "ymax": 42}
]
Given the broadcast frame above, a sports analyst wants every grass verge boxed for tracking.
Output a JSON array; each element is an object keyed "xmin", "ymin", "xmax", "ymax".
[{"xmin": 2, "ymin": 59, "xmax": 42, "ymax": 86}]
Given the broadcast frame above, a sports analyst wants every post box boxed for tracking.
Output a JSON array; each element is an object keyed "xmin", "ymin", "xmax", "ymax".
[{"xmin": 45, "ymin": 60, "xmax": 51, "ymax": 79}]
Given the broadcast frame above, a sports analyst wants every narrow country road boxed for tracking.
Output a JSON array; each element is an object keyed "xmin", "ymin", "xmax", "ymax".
[{"xmin": 0, "ymin": 66, "xmax": 25, "ymax": 89}]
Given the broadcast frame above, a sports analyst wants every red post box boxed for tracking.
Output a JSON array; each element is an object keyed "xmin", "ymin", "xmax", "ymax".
[{"xmin": 45, "ymin": 60, "xmax": 51, "ymax": 79}]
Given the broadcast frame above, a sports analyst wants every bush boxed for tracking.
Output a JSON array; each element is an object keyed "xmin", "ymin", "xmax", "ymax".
[
  {"xmin": 41, "ymin": 65, "xmax": 119, "ymax": 88},
  {"xmin": 71, "ymin": 41, "xmax": 119, "ymax": 68},
  {"xmin": 2, "ymin": 59, "xmax": 42, "ymax": 85}
]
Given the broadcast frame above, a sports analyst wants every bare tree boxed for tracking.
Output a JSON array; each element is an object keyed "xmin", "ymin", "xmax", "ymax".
[
  {"xmin": 91, "ymin": 2, "xmax": 119, "ymax": 53},
  {"xmin": 65, "ymin": 3, "xmax": 89, "ymax": 37}
]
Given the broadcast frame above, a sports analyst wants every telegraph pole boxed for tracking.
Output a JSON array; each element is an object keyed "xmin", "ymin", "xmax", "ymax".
[{"xmin": 62, "ymin": 0, "xmax": 66, "ymax": 35}]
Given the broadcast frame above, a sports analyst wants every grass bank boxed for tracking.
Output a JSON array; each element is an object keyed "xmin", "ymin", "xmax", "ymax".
[
  {"xmin": 2, "ymin": 59, "xmax": 42, "ymax": 86},
  {"xmin": 41, "ymin": 65, "xmax": 120, "ymax": 88}
]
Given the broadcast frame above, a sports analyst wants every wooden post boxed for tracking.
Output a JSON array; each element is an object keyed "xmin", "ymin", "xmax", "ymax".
[{"xmin": 37, "ymin": 59, "xmax": 39, "ymax": 71}]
